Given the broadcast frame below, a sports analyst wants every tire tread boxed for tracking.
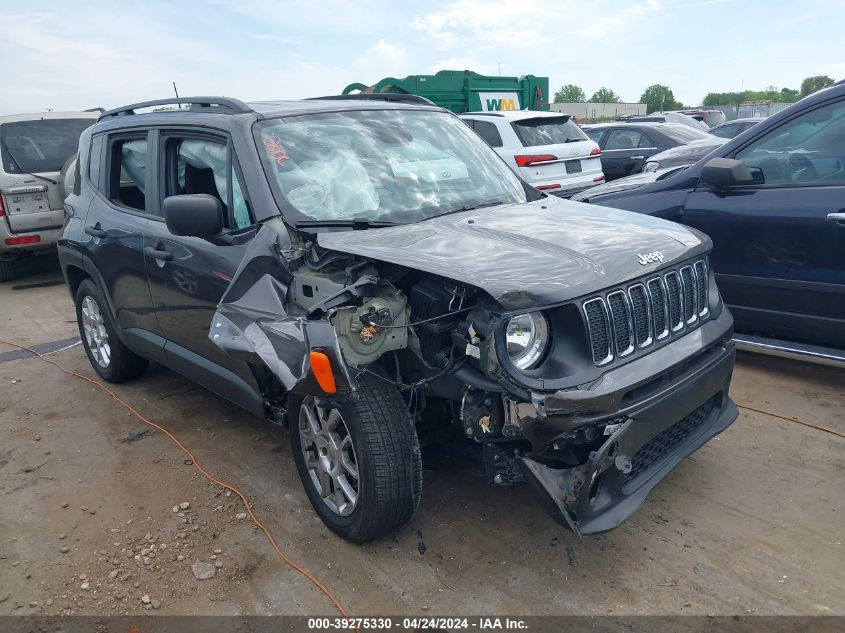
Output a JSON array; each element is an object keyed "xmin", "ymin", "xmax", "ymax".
[{"xmin": 348, "ymin": 374, "xmax": 422, "ymax": 540}]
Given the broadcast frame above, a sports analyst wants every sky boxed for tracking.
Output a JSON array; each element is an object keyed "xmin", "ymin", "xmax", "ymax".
[{"xmin": 1, "ymin": 0, "xmax": 842, "ymax": 115}]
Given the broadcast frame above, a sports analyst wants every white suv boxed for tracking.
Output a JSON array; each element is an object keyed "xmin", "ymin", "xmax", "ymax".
[
  {"xmin": 459, "ymin": 110, "xmax": 604, "ymax": 197},
  {"xmin": 0, "ymin": 111, "xmax": 99, "ymax": 281}
]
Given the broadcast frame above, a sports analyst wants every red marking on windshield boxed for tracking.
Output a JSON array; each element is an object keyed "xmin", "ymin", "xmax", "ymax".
[{"xmin": 263, "ymin": 136, "xmax": 290, "ymax": 165}]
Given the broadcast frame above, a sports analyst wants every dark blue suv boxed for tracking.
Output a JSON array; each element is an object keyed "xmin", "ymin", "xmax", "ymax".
[{"xmin": 583, "ymin": 81, "xmax": 845, "ymax": 365}]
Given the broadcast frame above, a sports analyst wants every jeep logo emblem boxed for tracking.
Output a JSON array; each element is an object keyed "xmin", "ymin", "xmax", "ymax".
[{"xmin": 637, "ymin": 251, "xmax": 664, "ymax": 265}]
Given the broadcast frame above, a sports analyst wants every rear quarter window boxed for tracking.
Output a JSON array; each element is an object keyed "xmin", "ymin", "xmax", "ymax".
[
  {"xmin": 511, "ymin": 116, "xmax": 588, "ymax": 147},
  {"xmin": 584, "ymin": 128, "xmax": 605, "ymax": 144},
  {"xmin": 0, "ymin": 118, "xmax": 94, "ymax": 174},
  {"xmin": 89, "ymin": 135, "xmax": 105, "ymax": 189},
  {"xmin": 472, "ymin": 120, "xmax": 504, "ymax": 148}
]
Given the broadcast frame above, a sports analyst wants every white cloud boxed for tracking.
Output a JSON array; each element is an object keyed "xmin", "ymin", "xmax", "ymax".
[{"xmin": 410, "ymin": 0, "xmax": 662, "ymax": 49}]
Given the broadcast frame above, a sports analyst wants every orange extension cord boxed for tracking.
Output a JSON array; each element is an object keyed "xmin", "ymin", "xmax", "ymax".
[{"xmin": 0, "ymin": 339, "xmax": 351, "ymax": 620}]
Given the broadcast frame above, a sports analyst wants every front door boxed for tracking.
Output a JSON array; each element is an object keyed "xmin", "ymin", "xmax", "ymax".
[
  {"xmin": 683, "ymin": 96, "xmax": 845, "ymax": 349},
  {"xmin": 142, "ymin": 129, "xmax": 257, "ymax": 382}
]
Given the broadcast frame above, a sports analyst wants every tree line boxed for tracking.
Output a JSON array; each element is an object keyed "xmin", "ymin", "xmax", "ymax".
[{"xmin": 553, "ymin": 75, "xmax": 836, "ymax": 113}]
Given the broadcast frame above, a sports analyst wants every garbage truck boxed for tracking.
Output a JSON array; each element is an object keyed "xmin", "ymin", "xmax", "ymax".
[{"xmin": 342, "ymin": 70, "xmax": 549, "ymax": 113}]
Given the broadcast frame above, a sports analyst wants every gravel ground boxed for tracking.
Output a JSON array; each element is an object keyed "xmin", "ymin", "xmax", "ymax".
[{"xmin": 1, "ymin": 257, "xmax": 843, "ymax": 618}]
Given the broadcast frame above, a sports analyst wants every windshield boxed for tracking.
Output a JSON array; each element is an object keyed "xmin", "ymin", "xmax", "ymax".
[
  {"xmin": 255, "ymin": 109, "xmax": 526, "ymax": 224},
  {"xmin": 0, "ymin": 118, "xmax": 94, "ymax": 174},
  {"xmin": 658, "ymin": 123, "xmax": 713, "ymax": 143},
  {"xmin": 511, "ymin": 116, "xmax": 588, "ymax": 146}
]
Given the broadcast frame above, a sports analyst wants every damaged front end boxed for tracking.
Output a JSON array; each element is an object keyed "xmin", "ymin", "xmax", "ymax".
[
  {"xmin": 502, "ymin": 301, "xmax": 738, "ymax": 535},
  {"xmin": 207, "ymin": 217, "xmax": 738, "ymax": 537}
]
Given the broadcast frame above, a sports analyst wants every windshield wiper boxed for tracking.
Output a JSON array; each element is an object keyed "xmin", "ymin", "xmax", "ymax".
[
  {"xmin": 423, "ymin": 201, "xmax": 505, "ymax": 221},
  {"xmin": 295, "ymin": 218, "xmax": 401, "ymax": 230}
]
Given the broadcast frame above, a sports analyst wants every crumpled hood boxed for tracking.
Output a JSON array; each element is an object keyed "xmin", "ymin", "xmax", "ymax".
[{"xmin": 317, "ymin": 199, "xmax": 709, "ymax": 310}]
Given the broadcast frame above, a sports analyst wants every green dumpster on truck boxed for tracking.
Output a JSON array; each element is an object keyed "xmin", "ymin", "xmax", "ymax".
[{"xmin": 342, "ymin": 70, "xmax": 549, "ymax": 113}]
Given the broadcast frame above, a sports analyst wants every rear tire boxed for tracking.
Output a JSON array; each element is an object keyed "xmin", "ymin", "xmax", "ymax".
[
  {"xmin": 291, "ymin": 373, "xmax": 422, "ymax": 543},
  {"xmin": 0, "ymin": 260, "xmax": 15, "ymax": 283},
  {"xmin": 75, "ymin": 278, "xmax": 148, "ymax": 382}
]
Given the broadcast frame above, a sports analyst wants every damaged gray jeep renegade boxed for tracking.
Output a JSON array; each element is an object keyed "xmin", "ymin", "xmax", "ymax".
[{"xmin": 59, "ymin": 95, "xmax": 738, "ymax": 542}]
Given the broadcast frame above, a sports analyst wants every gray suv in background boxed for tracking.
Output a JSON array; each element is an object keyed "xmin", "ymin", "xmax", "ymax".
[{"xmin": 0, "ymin": 111, "xmax": 98, "ymax": 281}]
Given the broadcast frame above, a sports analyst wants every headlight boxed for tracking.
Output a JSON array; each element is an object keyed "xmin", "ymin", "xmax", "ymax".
[
  {"xmin": 505, "ymin": 312, "xmax": 550, "ymax": 370},
  {"xmin": 643, "ymin": 161, "xmax": 658, "ymax": 173}
]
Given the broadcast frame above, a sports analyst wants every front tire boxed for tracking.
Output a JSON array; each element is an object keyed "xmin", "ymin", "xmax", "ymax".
[
  {"xmin": 75, "ymin": 278, "xmax": 148, "ymax": 382},
  {"xmin": 291, "ymin": 373, "xmax": 422, "ymax": 543}
]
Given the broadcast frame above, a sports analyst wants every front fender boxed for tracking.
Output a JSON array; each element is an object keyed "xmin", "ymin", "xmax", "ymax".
[{"xmin": 209, "ymin": 224, "xmax": 354, "ymax": 396}]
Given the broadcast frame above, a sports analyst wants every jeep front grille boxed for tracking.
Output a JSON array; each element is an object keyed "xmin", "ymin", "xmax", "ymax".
[{"xmin": 582, "ymin": 259, "xmax": 710, "ymax": 366}]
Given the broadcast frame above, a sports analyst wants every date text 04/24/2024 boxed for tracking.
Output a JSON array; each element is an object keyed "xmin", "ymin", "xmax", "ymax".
[{"xmin": 307, "ymin": 617, "xmax": 528, "ymax": 630}]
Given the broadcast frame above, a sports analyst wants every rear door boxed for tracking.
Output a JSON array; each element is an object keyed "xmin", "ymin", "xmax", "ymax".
[
  {"xmin": 600, "ymin": 128, "xmax": 657, "ymax": 180},
  {"xmin": 142, "ymin": 128, "xmax": 258, "ymax": 395},
  {"xmin": 509, "ymin": 116, "xmax": 602, "ymax": 184},
  {"xmin": 82, "ymin": 130, "xmax": 165, "ymax": 361},
  {"xmin": 682, "ymin": 96, "xmax": 845, "ymax": 349}
]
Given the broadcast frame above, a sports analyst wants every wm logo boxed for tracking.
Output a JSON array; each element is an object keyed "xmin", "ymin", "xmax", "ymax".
[{"xmin": 485, "ymin": 98, "xmax": 518, "ymax": 111}]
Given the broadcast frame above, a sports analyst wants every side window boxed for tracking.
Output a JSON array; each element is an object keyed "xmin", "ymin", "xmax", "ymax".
[
  {"xmin": 584, "ymin": 129, "xmax": 605, "ymax": 145},
  {"xmin": 605, "ymin": 129, "xmax": 643, "ymax": 150},
  {"xmin": 164, "ymin": 136, "xmax": 252, "ymax": 230},
  {"xmin": 472, "ymin": 120, "xmax": 503, "ymax": 148},
  {"xmin": 109, "ymin": 137, "xmax": 147, "ymax": 212},
  {"xmin": 735, "ymin": 100, "xmax": 845, "ymax": 186}
]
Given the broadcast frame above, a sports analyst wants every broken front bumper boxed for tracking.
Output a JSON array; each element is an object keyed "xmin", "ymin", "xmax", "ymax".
[{"xmin": 517, "ymin": 311, "xmax": 738, "ymax": 535}]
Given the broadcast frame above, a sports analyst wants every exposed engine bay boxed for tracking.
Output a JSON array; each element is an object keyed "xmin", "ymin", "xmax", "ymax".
[{"xmin": 210, "ymin": 223, "xmax": 545, "ymax": 483}]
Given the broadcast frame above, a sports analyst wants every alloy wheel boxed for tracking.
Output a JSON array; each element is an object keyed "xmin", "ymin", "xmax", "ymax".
[
  {"xmin": 81, "ymin": 295, "xmax": 110, "ymax": 368},
  {"xmin": 298, "ymin": 398, "xmax": 359, "ymax": 516}
]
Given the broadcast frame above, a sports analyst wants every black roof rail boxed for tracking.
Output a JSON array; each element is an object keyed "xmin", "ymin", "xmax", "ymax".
[
  {"xmin": 308, "ymin": 93, "xmax": 436, "ymax": 106},
  {"xmin": 99, "ymin": 97, "xmax": 252, "ymax": 120}
]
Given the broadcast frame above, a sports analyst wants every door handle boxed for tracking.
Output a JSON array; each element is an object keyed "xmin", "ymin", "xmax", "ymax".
[
  {"xmin": 826, "ymin": 212, "xmax": 845, "ymax": 226},
  {"xmin": 84, "ymin": 224, "xmax": 106, "ymax": 238},
  {"xmin": 630, "ymin": 155, "xmax": 645, "ymax": 160},
  {"xmin": 144, "ymin": 246, "xmax": 172, "ymax": 261}
]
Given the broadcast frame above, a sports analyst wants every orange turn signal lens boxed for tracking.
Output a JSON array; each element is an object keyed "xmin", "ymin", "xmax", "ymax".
[{"xmin": 309, "ymin": 351, "xmax": 337, "ymax": 394}]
